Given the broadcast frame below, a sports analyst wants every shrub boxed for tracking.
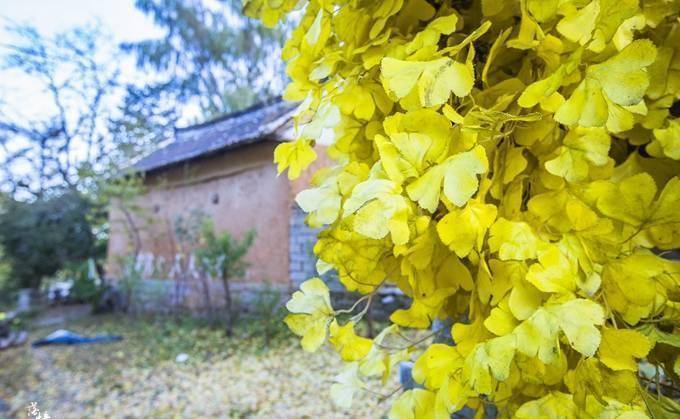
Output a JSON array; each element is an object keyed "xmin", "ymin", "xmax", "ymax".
[
  {"xmin": 195, "ymin": 220, "xmax": 255, "ymax": 336},
  {"xmin": 249, "ymin": 281, "xmax": 288, "ymax": 346}
]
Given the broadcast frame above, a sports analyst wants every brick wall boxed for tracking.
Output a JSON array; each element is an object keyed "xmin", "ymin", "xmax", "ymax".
[
  {"xmin": 129, "ymin": 278, "xmax": 290, "ymax": 316},
  {"xmin": 106, "ymin": 141, "xmax": 293, "ymax": 285},
  {"xmin": 288, "ymin": 204, "xmax": 319, "ymax": 287}
]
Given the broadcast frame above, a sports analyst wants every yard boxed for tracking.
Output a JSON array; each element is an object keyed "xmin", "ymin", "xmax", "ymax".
[{"xmin": 0, "ymin": 308, "xmax": 394, "ymax": 418}]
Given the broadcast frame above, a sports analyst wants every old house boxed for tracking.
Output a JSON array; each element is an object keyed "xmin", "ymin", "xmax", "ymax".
[{"xmin": 106, "ymin": 98, "xmax": 326, "ymax": 310}]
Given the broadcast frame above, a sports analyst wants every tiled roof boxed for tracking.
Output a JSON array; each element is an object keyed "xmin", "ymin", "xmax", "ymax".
[{"xmin": 133, "ymin": 98, "xmax": 296, "ymax": 173}]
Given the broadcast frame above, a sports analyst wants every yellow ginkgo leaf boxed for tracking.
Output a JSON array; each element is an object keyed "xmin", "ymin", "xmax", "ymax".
[
  {"xmin": 434, "ymin": 376, "xmax": 475, "ymax": 418},
  {"xmin": 330, "ymin": 363, "xmax": 364, "ymax": 409},
  {"xmin": 488, "ymin": 218, "xmax": 544, "ymax": 260},
  {"xmin": 602, "ymin": 253, "xmax": 667, "ymax": 325},
  {"xmin": 506, "ymin": 8, "xmax": 544, "ymax": 50},
  {"xmin": 518, "ymin": 48, "xmax": 582, "ymax": 109},
  {"xmin": 489, "ymin": 259, "xmax": 543, "ymax": 320},
  {"xmin": 514, "ymin": 306, "xmax": 561, "ymax": 364},
  {"xmin": 284, "ymin": 313, "xmax": 331, "ymax": 353},
  {"xmin": 295, "ymin": 185, "xmax": 341, "ymax": 227},
  {"xmin": 436, "ymin": 201, "xmax": 497, "ymax": 258},
  {"xmin": 638, "ymin": 324, "xmax": 680, "ymax": 349},
  {"xmin": 381, "ymin": 56, "xmax": 474, "ymax": 106},
  {"xmin": 527, "ymin": 0, "xmax": 559, "ymax": 22},
  {"xmin": 405, "ymin": 13, "xmax": 459, "ymax": 54},
  {"xmin": 329, "ymin": 320, "xmax": 373, "ymax": 361},
  {"xmin": 555, "ymin": 78, "xmax": 610, "ymax": 128},
  {"xmin": 646, "ymin": 177, "xmax": 680, "ymax": 249},
  {"xmin": 484, "ymin": 303, "xmax": 518, "ymax": 336},
  {"xmin": 243, "ymin": 0, "xmax": 298, "ymax": 28},
  {"xmin": 509, "ymin": 278, "xmax": 543, "ymax": 321},
  {"xmin": 648, "ymin": 119, "xmax": 680, "ymax": 160},
  {"xmin": 304, "ymin": 9, "xmax": 331, "ymax": 51},
  {"xmin": 593, "ymin": 173, "xmax": 680, "ymax": 247},
  {"xmin": 375, "ymin": 133, "xmax": 424, "ymax": 185},
  {"xmin": 526, "ymin": 245, "xmax": 579, "ymax": 294},
  {"xmin": 589, "ymin": 0, "xmax": 639, "ymax": 52},
  {"xmin": 374, "ymin": 111, "xmax": 453, "ymax": 185},
  {"xmin": 418, "ymin": 58, "xmax": 474, "ymax": 107},
  {"xmin": 553, "ymin": 299, "xmax": 605, "ymax": 357},
  {"xmin": 555, "ymin": 40, "xmax": 657, "ymax": 130},
  {"xmin": 412, "ymin": 343, "xmax": 464, "ymax": 389},
  {"xmin": 389, "ymin": 389, "xmax": 436, "ymax": 419},
  {"xmin": 452, "ymin": 317, "xmax": 489, "ymax": 355},
  {"xmin": 588, "ymin": 40, "xmax": 657, "ymax": 106},
  {"xmin": 596, "ymin": 173, "xmax": 657, "ymax": 226},
  {"xmin": 564, "ymin": 357, "xmax": 639, "ymax": 409},
  {"xmin": 565, "ymin": 196, "xmax": 601, "ymax": 232},
  {"xmin": 380, "ymin": 58, "xmax": 428, "ymax": 98},
  {"xmin": 558, "ymin": 0, "xmax": 639, "ymax": 52},
  {"xmin": 405, "ymin": 164, "xmax": 447, "ymax": 212},
  {"xmin": 442, "ymin": 147, "xmax": 490, "ymax": 207},
  {"xmin": 335, "ymin": 83, "xmax": 378, "ymax": 120},
  {"xmin": 557, "ymin": 1, "xmax": 600, "ymax": 46},
  {"xmin": 407, "ymin": 145, "xmax": 489, "ymax": 212},
  {"xmin": 515, "ymin": 392, "xmax": 579, "ymax": 419},
  {"xmin": 390, "ymin": 293, "xmax": 451, "ymax": 329},
  {"xmin": 545, "ymin": 127, "xmax": 611, "ymax": 182},
  {"xmin": 295, "ymin": 168, "xmax": 343, "ymax": 227},
  {"xmin": 514, "ymin": 299, "xmax": 604, "ymax": 363},
  {"xmin": 342, "ymin": 179, "xmax": 411, "ymax": 245},
  {"xmin": 502, "ymin": 146, "xmax": 528, "ymax": 184},
  {"xmin": 359, "ymin": 325, "xmax": 411, "ymax": 384},
  {"xmin": 284, "ymin": 278, "xmax": 334, "ymax": 351},
  {"xmin": 462, "ymin": 334, "xmax": 517, "ymax": 394},
  {"xmin": 383, "ymin": 109, "xmax": 452, "ymax": 165},
  {"xmin": 598, "ymin": 328, "xmax": 653, "ymax": 371},
  {"xmin": 274, "ymin": 139, "xmax": 317, "ymax": 179}
]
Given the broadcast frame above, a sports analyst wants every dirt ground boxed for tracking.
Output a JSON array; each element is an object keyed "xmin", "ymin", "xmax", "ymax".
[{"xmin": 0, "ymin": 308, "xmax": 395, "ymax": 418}]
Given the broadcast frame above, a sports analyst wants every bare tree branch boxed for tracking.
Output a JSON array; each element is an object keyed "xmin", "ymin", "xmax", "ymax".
[{"xmin": 0, "ymin": 23, "xmax": 122, "ymax": 199}]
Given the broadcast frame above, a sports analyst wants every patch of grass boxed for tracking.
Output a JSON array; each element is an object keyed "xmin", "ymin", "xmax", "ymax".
[
  {"xmin": 0, "ymin": 344, "xmax": 34, "ymax": 395},
  {"xmin": 34, "ymin": 312, "xmax": 295, "ymax": 372}
]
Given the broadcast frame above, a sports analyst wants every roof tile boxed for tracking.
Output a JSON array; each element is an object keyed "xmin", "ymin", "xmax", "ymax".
[{"xmin": 134, "ymin": 98, "xmax": 296, "ymax": 173}]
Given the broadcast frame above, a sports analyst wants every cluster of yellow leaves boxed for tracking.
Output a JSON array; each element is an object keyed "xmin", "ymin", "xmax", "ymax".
[{"xmin": 247, "ymin": 0, "xmax": 680, "ymax": 417}]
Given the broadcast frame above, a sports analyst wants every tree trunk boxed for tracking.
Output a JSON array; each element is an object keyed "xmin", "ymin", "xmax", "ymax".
[
  {"xmin": 221, "ymin": 276, "xmax": 234, "ymax": 336},
  {"xmin": 200, "ymin": 273, "xmax": 214, "ymax": 325}
]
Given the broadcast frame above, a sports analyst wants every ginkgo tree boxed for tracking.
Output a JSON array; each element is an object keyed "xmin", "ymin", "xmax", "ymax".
[{"xmin": 244, "ymin": 0, "xmax": 680, "ymax": 417}]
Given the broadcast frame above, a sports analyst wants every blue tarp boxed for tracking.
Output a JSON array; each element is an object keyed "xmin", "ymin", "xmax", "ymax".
[{"xmin": 32, "ymin": 329, "xmax": 122, "ymax": 347}]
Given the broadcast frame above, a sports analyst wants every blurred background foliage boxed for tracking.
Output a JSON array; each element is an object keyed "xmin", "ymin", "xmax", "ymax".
[{"xmin": 0, "ymin": 192, "xmax": 100, "ymax": 290}]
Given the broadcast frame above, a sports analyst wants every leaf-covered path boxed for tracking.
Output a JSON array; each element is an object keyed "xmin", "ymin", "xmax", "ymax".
[{"xmin": 0, "ymin": 313, "xmax": 393, "ymax": 418}]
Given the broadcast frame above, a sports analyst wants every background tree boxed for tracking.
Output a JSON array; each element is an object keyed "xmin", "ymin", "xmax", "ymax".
[
  {"xmin": 0, "ymin": 24, "xmax": 122, "ymax": 199},
  {"xmin": 195, "ymin": 221, "xmax": 255, "ymax": 336},
  {"xmin": 0, "ymin": 191, "xmax": 100, "ymax": 290},
  {"xmin": 0, "ymin": 243, "xmax": 12, "ymax": 301},
  {"xmin": 107, "ymin": 82, "xmax": 179, "ymax": 171},
  {"xmin": 123, "ymin": 0, "xmax": 289, "ymax": 120}
]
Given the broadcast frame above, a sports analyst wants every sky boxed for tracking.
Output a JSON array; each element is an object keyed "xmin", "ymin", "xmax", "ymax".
[
  {"xmin": 0, "ymin": 0, "xmax": 164, "ymax": 111},
  {"xmin": 0, "ymin": 0, "xmax": 161, "ymax": 42}
]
